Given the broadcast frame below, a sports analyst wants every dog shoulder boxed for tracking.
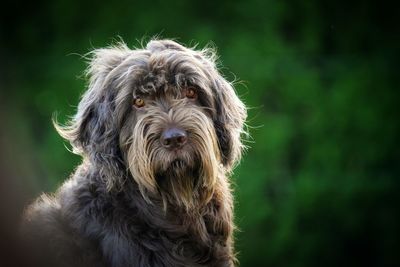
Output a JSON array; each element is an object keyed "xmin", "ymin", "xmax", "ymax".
[
  {"xmin": 20, "ymin": 192, "xmax": 105, "ymax": 267},
  {"xmin": 20, "ymin": 194, "xmax": 63, "ymax": 266},
  {"xmin": 21, "ymin": 193, "xmax": 62, "ymax": 236}
]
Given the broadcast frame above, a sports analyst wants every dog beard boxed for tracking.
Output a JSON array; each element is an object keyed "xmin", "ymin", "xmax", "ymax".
[
  {"xmin": 148, "ymin": 138, "xmax": 217, "ymax": 211},
  {"xmin": 155, "ymin": 157, "xmax": 201, "ymax": 211},
  {"xmin": 125, "ymin": 105, "xmax": 221, "ymax": 211}
]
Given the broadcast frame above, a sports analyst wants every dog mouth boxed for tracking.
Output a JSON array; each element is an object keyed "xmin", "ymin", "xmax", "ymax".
[
  {"xmin": 164, "ymin": 157, "xmax": 194, "ymax": 174},
  {"xmin": 160, "ymin": 143, "xmax": 196, "ymax": 169},
  {"xmin": 170, "ymin": 159, "xmax": 187, "ymax": 169},
  {"xmin": 155, "ymin": 157, "xmax": 199, "ymax": 182}
]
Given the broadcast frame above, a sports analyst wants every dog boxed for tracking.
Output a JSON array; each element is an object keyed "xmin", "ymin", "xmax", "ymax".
[{"xmin": 21, "ymin": 39, "xmax": 247, "ymax": 267}]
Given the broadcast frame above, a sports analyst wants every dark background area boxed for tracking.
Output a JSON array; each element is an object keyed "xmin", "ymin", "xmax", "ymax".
[{"xmin": 1, "ymin": 0, "xmax": 399, "ymax": 266}]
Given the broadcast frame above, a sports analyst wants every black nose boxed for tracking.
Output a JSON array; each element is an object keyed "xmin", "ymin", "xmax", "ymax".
[{"xmin": 161, "ymin": 127, "xmax": 187, "ymax": 150}]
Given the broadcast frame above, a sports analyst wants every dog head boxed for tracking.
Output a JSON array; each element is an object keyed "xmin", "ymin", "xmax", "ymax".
[{"xmin": 56, "ymin": 39, "xmax": 247, "ymax": 209}]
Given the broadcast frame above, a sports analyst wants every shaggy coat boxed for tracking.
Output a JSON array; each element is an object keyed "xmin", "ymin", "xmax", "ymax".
[{"xmin": 21, "ymin": 39, "xmax": 247, "ymax": 267}]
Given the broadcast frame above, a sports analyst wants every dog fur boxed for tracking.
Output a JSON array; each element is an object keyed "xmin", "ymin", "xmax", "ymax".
[{"xmin": 21, "ymin": 39, "xmax": 247, "ymax": 267}]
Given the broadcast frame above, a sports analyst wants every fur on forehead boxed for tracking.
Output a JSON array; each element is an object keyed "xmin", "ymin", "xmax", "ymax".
[{"xmin": 91, "ymin": 39, "xmax": 220, "ymax": 99}]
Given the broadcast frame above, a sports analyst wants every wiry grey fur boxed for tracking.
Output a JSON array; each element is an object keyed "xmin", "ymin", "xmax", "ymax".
[{"xmin": 21, "ymin": 39, "xmax": 247, "ymax": 267}]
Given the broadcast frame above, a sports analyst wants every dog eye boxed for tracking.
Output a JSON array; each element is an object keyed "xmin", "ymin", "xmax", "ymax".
[
  {"xmin": 185, "ymin": 87, "xmax": 197, "ymax": 99},
  {"xmin": 134, "ymin": 98, "xmax": 145, "ymax": 108}
]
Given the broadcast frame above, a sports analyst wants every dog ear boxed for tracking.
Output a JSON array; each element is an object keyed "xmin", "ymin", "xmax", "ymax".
[
  {"xmin": 55, "ymin": 45, "xmax": 131, "ymax": 182},
  {"xmin": 213, "ymin": 77, "xmax": 247, "ymax": 169}
]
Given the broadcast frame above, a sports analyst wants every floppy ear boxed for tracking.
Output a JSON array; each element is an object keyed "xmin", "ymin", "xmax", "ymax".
[
  {"xmin": 213, "ymin": 77, "xmax": 247, "ymax": 169},
  {"xmin": 55, "ymin": 45, "xmax": 131, "ymax": 184}
]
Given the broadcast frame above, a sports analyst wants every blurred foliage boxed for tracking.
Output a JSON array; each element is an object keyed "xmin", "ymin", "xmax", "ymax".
[{"xmin": 1, "ymin": 0, "xmax": 399, "ymax": 266}]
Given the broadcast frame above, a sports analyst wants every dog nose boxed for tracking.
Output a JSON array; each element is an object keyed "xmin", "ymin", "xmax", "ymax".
[{"xmin": 161, "ymin": 127, "xmax": 187, "ymax": 150}]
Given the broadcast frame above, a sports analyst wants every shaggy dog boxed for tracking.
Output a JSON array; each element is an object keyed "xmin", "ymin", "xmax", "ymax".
[{"xmin": 21, "ymin": 39, "xmax": 247, "ymax": 267}]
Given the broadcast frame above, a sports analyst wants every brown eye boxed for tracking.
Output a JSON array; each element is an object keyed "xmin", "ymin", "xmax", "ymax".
[
  {"xmin": 134, "ymin": 98, "xmax": 145, "ymax": 108},
  {"xmin": 185, "ymin": 87, "xmax": 197, "ymax": 99}
]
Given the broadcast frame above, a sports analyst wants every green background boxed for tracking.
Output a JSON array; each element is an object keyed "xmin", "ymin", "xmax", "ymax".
[{"xmin": 1, "ymin": 1, "xmax": 399, "ymax": 266}]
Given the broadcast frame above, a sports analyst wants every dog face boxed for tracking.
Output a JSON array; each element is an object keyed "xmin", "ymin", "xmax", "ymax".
[{"xmin": 56, "ymin": 40, "xmax": 246, "ymax": 209}]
